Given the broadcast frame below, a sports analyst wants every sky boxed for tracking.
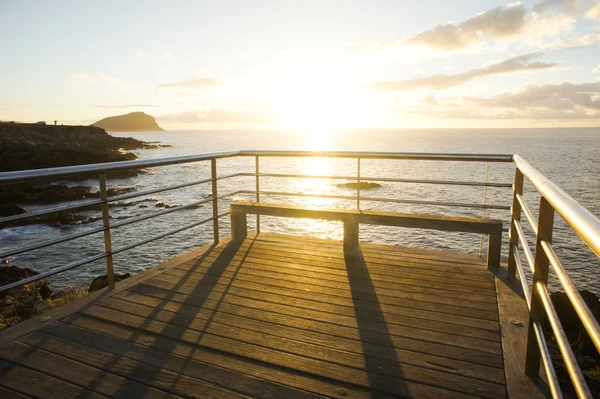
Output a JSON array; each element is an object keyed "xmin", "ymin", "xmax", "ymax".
[{"xmin": 1, "ymin": 0, "xmax": 600, "ymax": 130}]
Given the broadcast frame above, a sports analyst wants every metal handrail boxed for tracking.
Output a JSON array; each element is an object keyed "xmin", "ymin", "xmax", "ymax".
[
  {"xmin": 509, "ymin": 155, "xmax": 600, "ymax": 398},
  {"xmin": 514, "ymin": 154, "xmax": 600, "ymax": 258}
]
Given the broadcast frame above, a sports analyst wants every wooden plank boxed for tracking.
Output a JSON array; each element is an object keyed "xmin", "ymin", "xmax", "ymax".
[
  {"xmin": 113, "ymin": 290, "xmax": 506, "ymax": 383},
  {"xmin": 0, "ymin": 341, "xmax": 180, "ymax": 399},
  {"xmin": 248, "ymin": 240, "xmax": 492, "ymax": 279},
  {"xmin": 70, "ymin": 306, "xmax": 500, "ymax": 399},
  {"xmin": 255, "ymin": 234, "xmax": 488, "ymax": 267},
  {"xmin": 173, "ymin": 259, "xmax": 499, "ymax": 312},
  {"xmin": 0, "ymin": 385, "xmax": 32, "ymax": 399},
  {"xmin": 0, "ymin": 358, "xmax": 109, "ymax": 399},
  {"xmin": 162, "ymin": 267, "xmax": 498, "ymax": 321},
  {"xmin": 495, "ymin": 267, "xmax": 550, "ymax": 398},
  {"xmin": 259, "ymin": 231, "xmax": 486, "ymax": 263},
  {"xmin": 129, "ymin": 278, "xmax": 504, "ymax": 359},
  {"xmin": 221, "ymin": 239, "xmax": 494, "ymax": 279},
  {"xmin": 44, "ymin": 319, "xmax": 396, "ymax": 399},
  {"xmin": 156, "ymin": 270, "xmax": 500, "ymax": 334},
  {"xmin": 231, "ymin": 201, "xmax": 503, "ymax": 234},
  {"xmin": 96, "ymin": 296, "xmax": 506, "ymax": 397},
  {"xmin": 170, "ymin": 257, "xmax": 498, "ymax": 304},
  {"xmin": 192, "ymin": 250, "xmax": 496, "ymax": 290},
  {"xmin": 248, "ymin": 238, "xmax": 491, "ymax": 272},
  {"xmin": 19, "ymin": 329, "xmax": 318, "ymax": 399}
]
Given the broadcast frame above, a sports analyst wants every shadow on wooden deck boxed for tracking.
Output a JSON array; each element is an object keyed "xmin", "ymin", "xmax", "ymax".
[{"xmin": 0, "ymin": 232, "xmax": 525, "ymax": 398}]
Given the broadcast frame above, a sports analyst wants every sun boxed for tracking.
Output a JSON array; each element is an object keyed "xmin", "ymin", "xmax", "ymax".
[{"xmin": 268, "ymin": 60, "xmax": 370, "ymax": 132}]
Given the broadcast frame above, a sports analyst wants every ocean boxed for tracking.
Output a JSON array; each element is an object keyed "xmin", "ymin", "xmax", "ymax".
[{"xmin": 1, "ymin": 128, "xmax": 599, "ymax": 295}]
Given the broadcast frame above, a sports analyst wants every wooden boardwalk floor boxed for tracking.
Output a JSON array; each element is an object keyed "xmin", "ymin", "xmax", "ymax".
[{"xmin": 0, "ymin": 232, "xmax": 506, "ymax": 399}]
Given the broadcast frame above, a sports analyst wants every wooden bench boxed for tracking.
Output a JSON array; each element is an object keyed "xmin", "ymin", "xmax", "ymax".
[{"xmin": 230, "ymin": 201, "xmax": 503, "ymax": 271}]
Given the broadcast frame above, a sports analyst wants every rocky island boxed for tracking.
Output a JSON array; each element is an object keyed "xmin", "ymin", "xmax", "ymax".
[{"xmin": 92, "ymin": 111, "xmax": 164, "ymax": 132}]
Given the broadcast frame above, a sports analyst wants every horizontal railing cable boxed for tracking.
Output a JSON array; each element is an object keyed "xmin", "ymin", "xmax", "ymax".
[
  {"xmin": 513, "ymin": 219, "xmax": 535, "ymax": 272},
  {"xmin": 537, "ymin": 282, "xmax": 592, "ymax": 398},
  {"xmin": 542, "ymin": 240, "xmax": 600, "ymax": 352}
]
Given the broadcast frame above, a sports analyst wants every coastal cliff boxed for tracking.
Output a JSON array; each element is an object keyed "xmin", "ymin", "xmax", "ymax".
[
  {"xmin": 0, "ymin": 122, "xmax": 156, "ymax": 173},
  {"xmin": 92, "ymin": 111, "xmax": 164, "ymax": 132}
]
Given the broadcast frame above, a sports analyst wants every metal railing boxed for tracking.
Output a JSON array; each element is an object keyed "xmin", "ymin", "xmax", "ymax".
[
  {"xmin": 0, "ymin": 150, "xmax": 512, "ymax": 293},
  {"xmin": 1, "ymin": 150, "xmax": 599, "ymax": 396},
  {"xmin": 508, "ymin": 155, "xmax": 600, "ymax": 399}
]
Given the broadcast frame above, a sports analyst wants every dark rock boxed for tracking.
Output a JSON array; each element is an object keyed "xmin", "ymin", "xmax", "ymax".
[
  {"xmin": 550, "ymin": 290, "xmax": 600, "ymax": 337},
  {"xmin": 337, "ymin": 181, "xmax": 382, "ymax": 190},
  {"xmin": 0, "ymin": 265, "xmax": 52, "ymax": 330},
  {"xmin": 0, "ymin": 204, "xmax": 28, "ymax": 217},
  {"xmin": 89, "ymin": 273, "xmax": 131, "ymax": 292}
]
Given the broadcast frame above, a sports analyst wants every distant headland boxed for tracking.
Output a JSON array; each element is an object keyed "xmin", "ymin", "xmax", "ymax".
[{"xmin": 92, "ymin": 111, "xmax": 164, "ymax": 132}]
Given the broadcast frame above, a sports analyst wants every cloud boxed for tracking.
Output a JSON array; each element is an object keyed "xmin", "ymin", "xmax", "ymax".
[
  {"xmin": 368, "ymin": 53, "xmax": 562, "ymax": 91},
  {"xmin": 153, "ymin": 52, "xmax": 174, "ymax": 61},
  {"xmin": 533, "ymin": 0, "xmax": 581, "ymax": 14},
  {"xmin": 413, "ymin": 80, "xmax": 600, "ymax": 120},
  {"xmin": 593, "ymin": 64, "xmax": 600, "ymax": 73},
  {"xmin": 157, "ymin": 78, "xmax": 223, "ymax": 89},
  {"xmin": 95, "ymin": 104, "xmax": 160, "ymax": 108},
  {"xmin": 404, "ymin": 3, "xmax": 528, "ymax": 50},
  {"xmin": 157, "ymin": 108, "xmax": 274, "ymax": 124},
  {"xmin": 68, "ymin": 73, "xmax": 95, "ymax": 83},
  {"xmin": 586, "ymin": 3, "xmax": 600, "ymax": 20},
  {"xmin": 464, "ymin": 81, "xmax": 600, "ymax": 110}
]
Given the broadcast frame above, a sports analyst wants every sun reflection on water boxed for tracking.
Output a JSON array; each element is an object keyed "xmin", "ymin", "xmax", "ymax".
[{"xmin": 286, "ymin": 128, "xmax": 341, "ymax": 239}]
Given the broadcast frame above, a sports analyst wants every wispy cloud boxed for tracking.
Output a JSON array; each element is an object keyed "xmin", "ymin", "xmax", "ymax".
[
  {"xmin": 95, "ymin": 104, "xmax": 160, "ymax": 108},
  {"xmin": 68, "ymin": 73, "xmax": 95, "ymax": 83},
  {"xmin": 157, "ymin": 78, "xmax": 223, "ymax": 89},
  {"xmin": 533, "ymin": 0, "xmax": 581, "ymax": 14},
  {"xmin": 586, "ymin": 3, "xmax": 600, "ymax": 20},
  {"xmin": 593, "ymin": 64, "xmax": 600, "ymax": 73},
  {"xmin": 413, "ymin": 80, "xmax": 600, "ymax": 120},
  {"xmin": 153, "ymin": 52, "xmax": 174, "ymax": 61},
  {"xmin": 157, "ymin": 108, "xmax": 273, "ymax": 123},
  {"xmin": 368, "ymin": 53, "xmax": 562, "ymax": 91},
  {"xmin": 404, "ymin": 3, "xmax": 528, "ymax": 50}
]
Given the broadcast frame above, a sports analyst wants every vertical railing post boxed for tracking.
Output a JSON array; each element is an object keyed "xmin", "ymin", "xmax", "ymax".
[
  {"xmin": 211, "ymin": 159, "xmax": 219, "ymax": 244},
  {"xmin": 525, "ymin": 196, "xmax": 555, "ymax": 377},
  {"xmin": 98, "ymin": 173, "xmax": 115, "ymax": 289},
  {"xmin": 507, "ymin": 168, "xmax": 525, "ymax": 279},
  {"xmin": 255, "ymin": 155, "xmax": 260, "ymax": 234},
  {"xmin": 356, "ymin": 157, "xmax": 361, "ymax": 210},
  {"xmin": 479, "ymin": 162, "xmax": 489, "ymax": 257}
]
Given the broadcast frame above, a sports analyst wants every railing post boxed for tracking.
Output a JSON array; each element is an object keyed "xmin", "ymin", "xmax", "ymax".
[
  {"xmin": 525, "ymin": 196, "xmax": 555, "ymax": 377},
  {"xmin": 211, "ymin": 158, "xmax": 219, "ymax": 244},
  {"xmin": 508, "ymin": 168, "xmax": 525, "ymax": 279},
  {"xmin": 356, "ymin": 157, "xmax": 361, "ymax": 210},
  {"xmin": 98, "ymin": 173, "xmax": 115, "ymax": 289},
  {"xmin": 256, "ymin": 155, "xmax": 260, "ymax": 234},
  {"xmin": 479, "ymin": 162, "xmax": 489, "ymax": 257}
]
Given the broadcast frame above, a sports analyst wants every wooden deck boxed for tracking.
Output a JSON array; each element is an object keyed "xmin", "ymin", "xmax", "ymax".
[{"xmin": 0, "ymin": 232, "xmax": 509, "ymax": 399}]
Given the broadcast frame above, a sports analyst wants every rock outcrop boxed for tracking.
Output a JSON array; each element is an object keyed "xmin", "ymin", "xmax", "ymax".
[
  {"xmin": 0, "ymin": 266, "xmax": 52, "ymax": 330},
  {"xmin": 92, "ymin": 112, "xmax": 164, "ymax": 132}
]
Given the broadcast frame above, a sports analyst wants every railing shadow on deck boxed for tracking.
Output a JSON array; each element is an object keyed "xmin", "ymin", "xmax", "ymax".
[{"xmin": 108, "ymin": 239, "xmax": 247, "ymax": 398}]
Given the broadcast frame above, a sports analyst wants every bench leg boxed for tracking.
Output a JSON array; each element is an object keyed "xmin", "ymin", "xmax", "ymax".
[
  {"xmin": 343, "ymin": 221, "xmax": 359, "ymax": 254},
  {"xmin": 231, "ymin": 211, "xmax": 247, "ymax": 242},
  {"xmin": 487, "ymin": 233, "xmax": 501, "ymax": 272}
]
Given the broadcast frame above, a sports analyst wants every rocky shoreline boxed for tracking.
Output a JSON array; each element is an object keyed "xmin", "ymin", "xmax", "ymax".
[
  {"xmin": 0, "ymin": 122, "xmax": 172, "ymax": 226},
  {"xmin": 0, "ymin": 264, "xmax": 131, "ymax": 331}
]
